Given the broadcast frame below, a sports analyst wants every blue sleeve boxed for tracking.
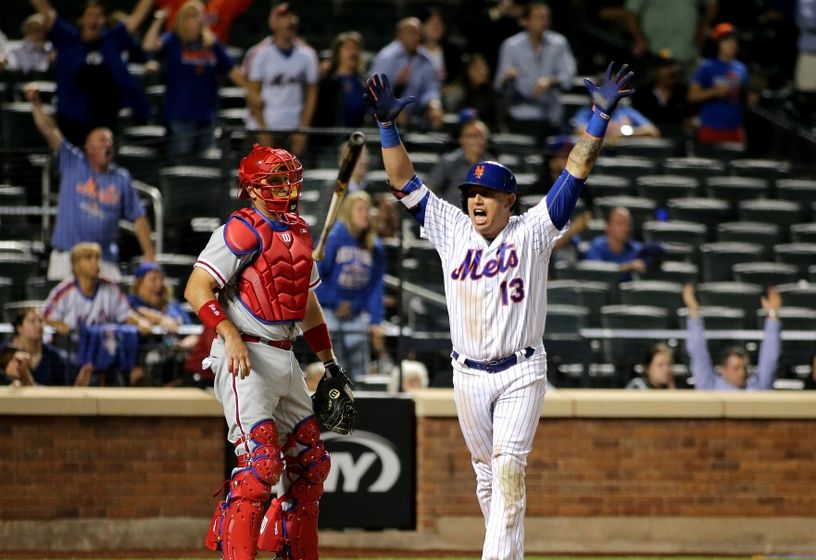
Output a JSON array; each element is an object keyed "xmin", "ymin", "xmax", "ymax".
[
  {"xmin": 392, "ymin": 175, "xmax": 430, "ymax": 226},
  {"xmin": 158, "ymin": 31, "xmax": 174, "ymax": 58},
  {"xmin": 545, "ymin": 170, "xmax": 586, "ymax": 230},
  {"xmin": 121, "ymin": 174, "xmax": 145, "ymax": 221},
  {"xmin": 108, "ymin": 22, "xmax": 132, "ymax": 49},
  {"xmin": 752, "ymin": 318, "xmax": 780, "ymax": 390},
  {"xmin": 584, "ymin": 238, "xmax": 606, "ymax": 261},
  {"xmin": 686, "ymin": 317, "xmax": 718, "ymax": 390},
  {"xmin": 213, "ymin": 41, "xmax": 235, "ymax": 74},
  {"xmin": 366, "ymin": 243, "xmax": 386, "ymax": 325},
  {"xmin": 691, "ymin": 61, "xmax": 711, "ymax": 87},
  {"xmin": 48, "ymin": 16, "xmax": 78, "ymax": 48}
]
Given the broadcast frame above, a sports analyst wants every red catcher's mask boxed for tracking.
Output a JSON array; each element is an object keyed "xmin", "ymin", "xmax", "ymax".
[{"xmin": 238, "ymin": 144, "xmax": 303, "ymax": 215}]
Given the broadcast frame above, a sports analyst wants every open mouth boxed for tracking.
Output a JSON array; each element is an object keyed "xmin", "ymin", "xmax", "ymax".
[{"xmin": 472, "ymin": 207, "xmax": 487, "ymax": 225}]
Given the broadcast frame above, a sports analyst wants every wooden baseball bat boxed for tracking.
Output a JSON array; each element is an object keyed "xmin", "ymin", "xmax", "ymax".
[{"xmin": 313, "ymin": 130, "xmax": 366, "ymax": 261}]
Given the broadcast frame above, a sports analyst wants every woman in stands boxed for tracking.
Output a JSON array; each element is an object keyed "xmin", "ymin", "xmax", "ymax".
[
  {"xmin": 626, "ymin": 342, "xmax": 676, "ymax": 389},
  {"xmin": 314, "ymin": 31, "xmax": 369, "ymax": 130}
]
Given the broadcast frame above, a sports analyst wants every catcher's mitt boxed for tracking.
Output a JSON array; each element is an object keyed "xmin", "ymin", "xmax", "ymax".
[{"xmin": 312, "ymin": 361, "xmax": 357, "ymax": 435}]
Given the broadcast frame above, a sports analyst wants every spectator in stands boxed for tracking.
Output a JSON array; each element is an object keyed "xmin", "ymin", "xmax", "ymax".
[
  {"xmin": 584, "ymin": 207, "xmax": 646, "ymax": 280},
  {"xmin": 315, "ymin": 191, "xmax": 388, "ymax": 381},
  {"xmin": 494, "ymin": 1, "xmax": 576, "ymax": 138},
  {"xmin": 571, "ymin": 97, "xmax": 660, "ymax": 146},
  {"xmin": 369, "ymin": 17, "xmax": 444, "ymax": 130},
  {"xmin": 0, "ymin": 348, "xmax": 35, "ymax": 387},
  {"xmin": 426, "ymin": 118, "xmax": 495, "ymax": 205},
  {"xmin": 155, "ymin": 0, "xmax": 253, "ymax": 45},
  {"xmin": 7, "ymin": 13, "xmax": 54, "ymax": 75},
  {"xmin": 26, "ymin": 84, "xmax": 155, "ymax": 282},
  {"xmin": 142, "ymin": 2, "xmax": 260, "ymax": 159},
  {"xmin": 444, "ymin": 53, "xmax": 500, "ymax": 131},
  {"xmin": 682, "ymin": 283, "xmax": 781, "ymax": 391},
  {"xmin": 623, "ymin": 0, "xmax": 719, "ymax": 72},
  {"xmin": 374, "ymin": 193, "xmax": 399, "ymax": 242},
  {"xmin": 243, "ymin": 3, "xmax": 318, "ymax": 155},
  {"xmin": 128, "ymin": 261, "xmax": 196, "ymax": 385},
  {"xmin": 342, "ymin": 140, "xmax": 369, "ymax": 194},
  {"xmin": 1, "ymin": 307, "xmax": 88, "ymax": 386},
  {"xmin": 388, "ymin": 359, "xmax": 430, "ymax": 393},
  {"xmin": 631, "ymin": 51, "xmax": 691, "ymax": 138},
  {"xmin": 687, "ymin": 23, "xmax": 750, "ymax": 148},
  {"xmin": 313, "ymin": 31, "xmax": 369, "ymax": 130},
  {"xmin": 795, "ymin": 0, "xmax": 816, "ymax": 126},
  {"xmin": 421, "ymin": 8, "xmax": 463, "ymax": 88},
  {"xmin": 459, "ymin": 0, "xmax": 524, "ymax": 79},
  {"xmin": 626, "ymin": 342, "xmax": 676, "ymax": 389},
  {"xmin": 29, "ymin": 0, "xmax": 153, "ymax": 146}
]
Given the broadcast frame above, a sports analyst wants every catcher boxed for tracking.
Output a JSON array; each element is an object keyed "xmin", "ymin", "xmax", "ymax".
[{"xmin": 184, "ymin": 144, "xmax": 356, "ymax": 560}]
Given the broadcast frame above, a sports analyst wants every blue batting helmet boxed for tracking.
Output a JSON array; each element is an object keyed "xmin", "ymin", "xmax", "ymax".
[{"xmin": 458, "ymin": 161, "xmax": 517, "ymax": 195}]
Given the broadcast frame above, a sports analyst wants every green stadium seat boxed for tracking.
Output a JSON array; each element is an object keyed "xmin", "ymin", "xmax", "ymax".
[
  {"xmin": 731, "ymin": 262, "xmax": 799, "ymax": 287},
  {"xmin": 705, "ymin": 176, "xmax": 770, "ymax": 203},
  {"xmin": 716, "ymin": 221, "xmax": 781, "ymax": 257},
  {"xmin": 584, "ymin": 174, "xmax": 633, "ymax": 198},
  {"xmin": 790, "ymin": 223, "xmax": 816, "ymax": 243},
  {"xmin": 700, "ymin": 242, "xmax": 765, "ymax": 282},
  {"xmin": 696, "ymin": 281, "xmax": 763, "ymax": 326},
  {"xmin": 773, "ymin": 243, "xmax": 816, "ymax": 280},
  {"xmin": 635, "ymin": 175, "xmax": 700, "ymax": 206},
  {"xmin": 662, "ymin": 157, "xmax": 726, "ymax": 179},
  {"xmin": 776, "ymin": 283, "xmax": 816, "ymax": 310}
]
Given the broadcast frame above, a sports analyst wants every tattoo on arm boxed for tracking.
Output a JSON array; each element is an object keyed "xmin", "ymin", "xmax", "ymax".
[{"xmin": 568, "ymin": 134, "xmax": 603, "ymax": 171}]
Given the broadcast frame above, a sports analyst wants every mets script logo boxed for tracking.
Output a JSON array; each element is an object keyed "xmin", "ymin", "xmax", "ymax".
[
  {"xmin": 473, "ymin": 165, "xmax": 485, "ymax": 179},
  {"xmin": 451, "ymin": 242, "xmax": 519, "ymax": 281},
  {"xmin": 322, "ymin": 430, "xmax": 401, "ymax": 493}
]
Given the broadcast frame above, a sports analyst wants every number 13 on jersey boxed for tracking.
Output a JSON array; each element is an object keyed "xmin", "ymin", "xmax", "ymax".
[{"xmin": 500, "ymin": 278, "xmax": 525, "ymax": 305}]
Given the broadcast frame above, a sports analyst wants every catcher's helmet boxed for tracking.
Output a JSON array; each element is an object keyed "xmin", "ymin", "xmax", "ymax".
[
  {"xmin": 458, "ymin": 160, "xmax": 517, "ymax": 210},
  {"xmin": 238, "ymin": 144, "xmax": 303, "ymax": 215}
]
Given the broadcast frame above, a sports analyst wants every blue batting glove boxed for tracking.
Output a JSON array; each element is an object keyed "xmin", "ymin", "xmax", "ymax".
[
  {"xmin": 364, "ymin": 73, "xmax": 416, "ymax": 124},
  {"xmin": 583, "ymin": 62, "xmax": 635, "ymax": 115}
]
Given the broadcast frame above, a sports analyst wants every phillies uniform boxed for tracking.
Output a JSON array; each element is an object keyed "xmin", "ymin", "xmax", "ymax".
[{"xmin": 194, "ymin": 201, "xmax": 329, "ymax": 559}]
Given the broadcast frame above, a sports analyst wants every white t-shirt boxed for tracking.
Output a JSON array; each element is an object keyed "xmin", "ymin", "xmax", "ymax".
[
  {"xmin": 43, "ymin": 278, "xmax": 132, "ymax": 328},
  {"xmin": 246, "ymin": 41, "xmax": 318, "ymax": 130}
]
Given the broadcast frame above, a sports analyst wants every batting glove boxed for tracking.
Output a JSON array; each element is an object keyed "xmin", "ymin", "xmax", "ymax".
[
  {"xmin": 583, "ymin": 62, "xmax": 635, "ymax": 116},
  {"xmin": 364, "ymin": 74, "xmax": 416, "ymax": 124}
]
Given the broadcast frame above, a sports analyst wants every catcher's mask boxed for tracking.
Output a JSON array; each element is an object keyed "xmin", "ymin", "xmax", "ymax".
[
  {"xmin": 238, "ymin": 144, "xmax": 303, "ymax": 215},
  {"xmin": 458, "ymin": 160, "xmax": 517, "ymax": 212}
]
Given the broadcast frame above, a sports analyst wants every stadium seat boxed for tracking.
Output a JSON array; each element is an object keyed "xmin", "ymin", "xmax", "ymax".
[
  {"xmin": 0, "ymin": 277, "xmax": 12, "ymax": 308},
  {"xmin": 731, "ymin": 262, "xmax": 799, "ymax": 287},
  {"xmin": 716, "ymin": 221, "xmax": 781, "ymax": 257},
  {"xmin": 546, "ymin": 304, "xmax": 589, "ymax": 334},
  {"xmin": 728, "ymin": 158, "xmax": 791, "ymax": 181},
  {"xmin": 116, "ymin": 144, "xmax": 161, "ymax": 187},
  {"xmin": 2, "ymin": 299, "xmax": 44, "ymax": 323},
  {"xmin": 662, "ymin": 157, "xmax": 726, "ymax": 179},
  {"xmin": 593, "ymin": 156, "xmax": 657, "ymax": 179},
  {"xmin": 667, "ymin": 197, "xmax": 732, "ymax": 240},
  {"xmin": 647, "ymin": 261, "xmax": 699, "ymax": 284},
  {"xmin": 25, "ymin": 276, "xmax": 59, "ymax": 301},
  {"xmin": 773, "ymin": 243, "xmax": 816, "ymax": 279},
  {"xmin": 776, "ymin": 283, "xmax": 816, "ymax": 310},
  {"xmin": 790, "ymin": 223, "xmax": 816, "ymax": 243},
  {"xmin": 693, "ymin": 141, "xmax": 746, "ymax": 161},
  {"xmin": 619, "ymin": 280, "xmax": 684, "ymax": 324},
  {"xmin": 775, "ymin": 179, "xmax": 816, "ymax": 217},
  {"xmin": 677, "ymin": 305, "xmax": 745, "ymax": 330},
  {"xmin": 757, "ymin": 307, "xmax": 816, "ymax": 369},
  {"xmin": 611, "ymin": 137, "xmax": 678, "ymax": 159},
  {"xmin": 635, "ymin": 175, "xmax": 700, "ymax": 206},
  {"xmin": 705, "ymin": 176, "xmax": 770, "ymax": 203},
  {"xmin": 122, "ymin": 125, "xmax": 166, "ymax": 148},
  {"xmin": 491, "ymin": 132, "xmax": 537, "ymax": 155},
  {"xmin": 700, "ymin": 242, "xmax": 764, "ymax": 282},
  {"xmin": 159, "ymin": 166, "xmax": 225, "ymax": 253},
  {"xmin": 738, "ymin": 199, "xmax": 803, "ymax": 231},
  {"xmin": 547, "ymin": 279, "xmax": 611, "ymax": 327},
  {"xmin": 0, "ymin": 253, "xmax": 41, "ymax": 301},
  {"xmin": 132, "ymin": 253, "xmax": 196, "ymax": 284},
  {"xmin": 600, "ymin": 305, "xmax": 670, "ymax": 374},
  {"xmin": 584, "ymin": 174, "xmax": 632, "ymax": 198},
  {"xmin": 643, "ymin": 220, "xmax": 707, "ymax": 246},
  {"xmin": 218, "ymin": 86, "xmax": 247, "ymax": 109},
  {"xmin": 555, "ymin": 260, "xmax": 622, "ymax": 287},
  {"xmin": 403, "ymin": 132, "xmax": 447, "ymax": 153},
  {"xmin": 0, "ymin": 102, "xmax": 49, "ymax": 149},
  {"xmin": 410, "ymin": 152, "xmax": 442, "ymax": 174},
  {"xmin": 545, "ymin": 304, "xmax": 594, "ymax": 383},
  {"xmin": 662, "ymin": 241, "xmax": 695, "ymax": 262},
  {"xmin": 696, "ymin": 281, "xmax": 763, "ymax": 325},
  {"xmin": 810, "ymin": 265, "xmax": 816, "ymax": 282}
]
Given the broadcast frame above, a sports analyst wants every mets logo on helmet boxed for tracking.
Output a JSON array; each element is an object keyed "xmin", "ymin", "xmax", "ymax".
[{"xmin": 474, "ymin": 165, "xmax": 485, "ymax": 179}]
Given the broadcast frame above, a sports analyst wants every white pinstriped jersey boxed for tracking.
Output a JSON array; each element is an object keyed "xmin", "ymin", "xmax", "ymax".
[
  {"xmin": 400, "ymin": 181, "xmax": 564, "ymax": 361},
  {"xmin": 42, "ymin": 277, "xmax": 131, "ymax": 328},
  {"xmin": 193, "ymin": 225, "xmax": 321, "ymax": 341}
]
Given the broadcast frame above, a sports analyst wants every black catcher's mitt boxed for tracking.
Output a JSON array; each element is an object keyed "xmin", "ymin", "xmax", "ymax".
[{"xmin": 312, "ymin": 361, "xmax": 357, "ymax": 435}]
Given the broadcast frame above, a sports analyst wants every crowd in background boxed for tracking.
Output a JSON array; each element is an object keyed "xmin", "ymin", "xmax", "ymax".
[{"xmin": 0, "ymin": 0, "xmax": 815, "ymax": 391}]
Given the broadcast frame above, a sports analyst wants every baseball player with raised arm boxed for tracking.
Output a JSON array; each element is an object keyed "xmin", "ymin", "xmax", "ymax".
[
  {"xmin": 365, "ymin": 63, "xmax": 634, "ymax": 560},
  {"xmin": 184, "ymin": 144, "xmax": 355, "ymax": 560}
]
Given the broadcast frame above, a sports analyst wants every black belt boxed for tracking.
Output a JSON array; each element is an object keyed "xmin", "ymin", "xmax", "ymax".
[{"xmin": 451, "ymin": 347, "xmax": 535, "ymax": 373}]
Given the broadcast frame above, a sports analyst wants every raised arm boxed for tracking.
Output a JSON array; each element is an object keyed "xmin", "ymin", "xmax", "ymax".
[
  {"xmin": 29, "ymin": 0, "xmax": 56, "ymax": 30},
  {"xmin": 24, "ymin": 84, "xmax": 62, "ymax": 153},
  {"xmin": 546, "ymin": 62, "xmax": 634, "ymax": 229},
  {"xmin": 124, "ymin": 0, "xmax": 155, "ymax": 35},
  {"xmin": 364, "ymin": 74, "xmax": 418, "ymax": 190},
  {"xmin": 754, "ymin": 287, "xmax": 782, "ymax": 390},
  {"xmin": 141, "ymin": 9, "xmax": 166, "ymax": 53}
]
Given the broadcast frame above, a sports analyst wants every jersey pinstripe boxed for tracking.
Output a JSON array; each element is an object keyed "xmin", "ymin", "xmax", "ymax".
[
  {"xmin": 193, "ymin": 225, "xmax": 321, "ymax": 341},
  {"xmin": 408, "ymin": 182, "xmax": 563, "ymax": 362}
]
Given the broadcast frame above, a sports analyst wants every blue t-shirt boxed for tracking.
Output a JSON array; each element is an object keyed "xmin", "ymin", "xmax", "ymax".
[
  {"xmin": 127, "ymin": 294, "xmax": 192, "ymax": 325},
  {"xmin": 159, "ymin": 32, "xmax": 234, "ymax": 123},
  {"xmin": 585, "ymin": 235, "xmax": 642, "ymax": 264},
  {"xmin": 314, "ymin": 223, "xmax": 386, "ymax": 324},
  {"xmin": 1, "ymin": 344, "xmax": 70, "ymax": 386},
  {"xmin": 691, "ymin": 58, "xmax": 748, "ymax": 131},
  {"xmin": 48, "ymin": 17, "xmax": 149, "ymax": 123},
  {"xmin": 337, "ymin": 75, "xmax": 368, "ymax": 127},
  {"xmin": 51, "ymin": 141, "xmax": 145, "ymax": 262}
]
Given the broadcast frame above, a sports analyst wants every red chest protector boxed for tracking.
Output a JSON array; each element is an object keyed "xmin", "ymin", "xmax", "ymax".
[{"xmin": 224, "ymin": 208, "xmax": 314, "ymax": 323}]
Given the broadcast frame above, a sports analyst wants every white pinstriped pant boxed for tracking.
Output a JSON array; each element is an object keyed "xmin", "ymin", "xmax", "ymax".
[{"xmin": 453, "ymin": 352, "xmax": 547, "ymax": 560}]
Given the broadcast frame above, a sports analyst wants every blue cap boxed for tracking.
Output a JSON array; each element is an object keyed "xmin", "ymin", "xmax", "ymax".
[
  {"xmin": 458, "ymin": 161, "xmax": 517, "ymax": 195},
  {"xmin": 133, "ymin": 261, "xmax": 163, "ymax": 280}
]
